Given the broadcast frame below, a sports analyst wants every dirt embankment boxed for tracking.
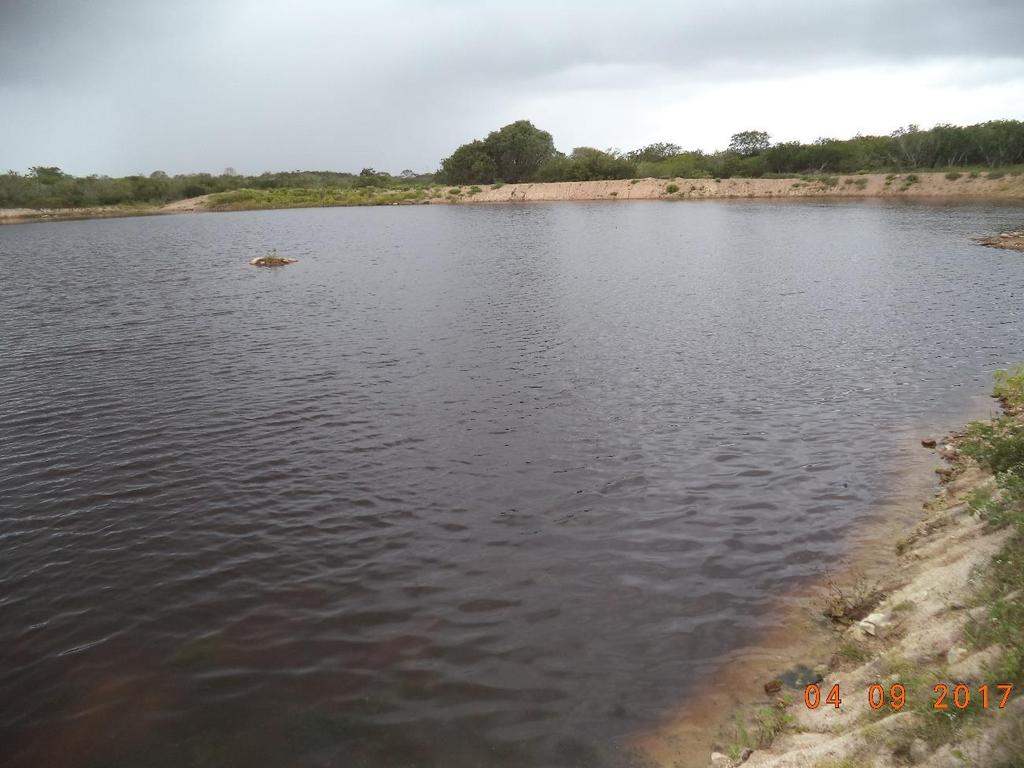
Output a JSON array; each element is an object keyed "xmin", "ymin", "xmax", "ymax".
[
  {"xmin": 438, "ymin": 172, "xmax": 1024, "ymax": 204},
  {"xmin": 0, "ymin": 195, "xmax": 213, "ymax": 225},
  {"xmin": 638, "ymin": 395, "xmax": 1024, "ymax": 768}
]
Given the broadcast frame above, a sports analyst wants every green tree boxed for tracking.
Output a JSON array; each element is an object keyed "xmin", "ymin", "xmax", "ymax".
[
  {"xmin": 29, "ymin": 166, "xmax": 65, "ymax": 184},
  {"xmin": 481, "ymin": 120, "xmax": 556, "ymax": 183},
  {"xmin": 627, "ymin": 142, "xmax": 682, "ymax": 163},
  {"xmin": 437, "ymin": 140, "xmax": 498, "ymax": 184},
  {"xmin": 728, "ymin": 130, "xmax": 770, "ymax": 156}
]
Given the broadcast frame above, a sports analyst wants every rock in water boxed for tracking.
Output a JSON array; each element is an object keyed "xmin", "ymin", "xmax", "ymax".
[
  {"xmin": 921, "ymin": 437, "xmax": 937, "ymax": 448},
  {"xmin": 250, "ymin": 255, "xmax": 297, "ymax": 267}
]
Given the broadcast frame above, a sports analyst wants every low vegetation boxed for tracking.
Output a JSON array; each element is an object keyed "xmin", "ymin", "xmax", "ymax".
[
  {"xmin": 0, "ymin": 167, "xmax": 434, "ymax": 210},
  {"xmin": 204, "ymin": 186, "xmax": 427, "ymax": 211}
]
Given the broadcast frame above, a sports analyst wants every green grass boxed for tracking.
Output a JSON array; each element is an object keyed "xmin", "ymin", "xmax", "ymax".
[
  {"xmin": 960, "ymin": 418, "xmax": 1024, "ymax": 474},
  {"xmin": 995, "ymin": 366, "xmax": 1024, "ymax": 408},
  {"xmin": 946, "ymin": 171, "xmax": 963, "ymax": 181},
  {"xmin": 720, "ymin": 705, "xmax": 797, "ymax": 758},
  {"xmin": 988, "ymin": 171, "xmax": 1006, "ymax": 180},
  {"xmin": 665, "ymin": 183, "xmax": 679, "ymax": 193},
  {"xmin": 204, "ymin": 186, "xmax": 426, "ymax": 211}
]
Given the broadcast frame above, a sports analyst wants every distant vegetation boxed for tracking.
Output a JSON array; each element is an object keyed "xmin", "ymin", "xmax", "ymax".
[
  {"xmin": 4, "ymin": 119, "xmax": 1023, "ymax": 209},
  {"xmin": 204, "ymin": 186, "xmax": 429, "ymax": 211},
  {"xmin": 438, "ymin": 119, "xmax": 1024, "ymax": 185},
  {"xmin": 0, "ymin": 167, "xmax": 435, "ymax": 210}
]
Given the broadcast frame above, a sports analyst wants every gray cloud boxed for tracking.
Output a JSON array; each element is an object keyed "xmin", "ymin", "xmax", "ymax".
[{"xmin": 1, "ymin": 0, "xmax": 1022, "ymax": 175}]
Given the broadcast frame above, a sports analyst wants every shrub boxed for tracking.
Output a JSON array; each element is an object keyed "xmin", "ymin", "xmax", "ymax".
[
  {"xmin": 987, "ymin": 171, "xmax": 1005, "ymax": 180},
  {"xmin": 969, "ymin": 170, "xmax": 981, "ymax": 179},
  {"xmin": 945, "ymin": 171, "xmax": 963, "ymax": 181},
  {"xmin": 994, "ymin": 365, "xmax": 1024, "ymax": 408},
  {"xmin": 665, "ymin": 183, "xmax": 679, "ymax": 193},
  {"xmin": 960, "ymin": 418, "xmax": 1024, "ymax": 474},
  {"xmin": 448, "ymin": 188, "xmax": 461, "ymax": 195}
]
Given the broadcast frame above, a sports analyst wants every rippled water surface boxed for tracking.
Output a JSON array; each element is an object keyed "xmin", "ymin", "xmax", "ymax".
[{"xmin": 2, "ymin": 200, "xmax": 1023, "ymax": 767}]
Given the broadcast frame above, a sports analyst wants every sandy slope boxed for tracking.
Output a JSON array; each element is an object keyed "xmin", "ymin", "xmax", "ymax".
[{"xmin": 438, "ymin": 172, "xmax": 1024, "ymax": 204}]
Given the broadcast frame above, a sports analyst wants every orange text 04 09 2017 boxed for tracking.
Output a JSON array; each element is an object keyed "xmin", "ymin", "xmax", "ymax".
[{"xmin": 802, "ymin": 683, "xmax": 1014, "ymax": 711}]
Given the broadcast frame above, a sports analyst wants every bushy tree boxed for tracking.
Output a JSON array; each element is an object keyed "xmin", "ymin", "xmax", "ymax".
[
  {"xmin": 627, "ymin": 142, "xmax": 682, "ymax": 163},
  {"xmin": 481, "ymin": 120, "xmax": 556, "ymax": 183},
  {"xmin": 728, "ymin": 130, "xmax": 770, "ymax": 156},
  {"xmin": 536, "ymin": 147, "xmax": 635, "ymax": 181},
  {"xmin": 437, "ymin": 120, "xmax": 555, "ymax": 184},
  {"xmin": 438, "ymin": 140, "xmax": 499, "ymax": 184}
]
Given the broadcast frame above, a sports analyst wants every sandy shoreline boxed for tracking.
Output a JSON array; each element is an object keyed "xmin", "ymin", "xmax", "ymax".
[
  {"xmin": 1, "ymin": 172, "xmax": 1022, "ymax": 225},
  {"xmin": 637, "ymin": 386, "xmax": 1023, "ymax": 768},
  {"xmin": 442, "ymin": 171, "xmax": 1024, "ymax": 204}
]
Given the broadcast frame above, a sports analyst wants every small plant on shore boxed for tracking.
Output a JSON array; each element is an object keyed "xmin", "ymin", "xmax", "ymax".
[
  {"xmin": 629, "ymin": 179, "xmax": 640, "ymax": 185},
  {"xmin": 988, "ymin": 171, "xmax": 1006, "ymax": 180},
  {"xmin": 969, "ymin": 170, "xmax": 981, "ymax": 179},
  {"xmin": 467, "ymin": 186, "xmax": 482, "ymax": 195},
  {"xmin": 994, "ymin": 365, "xmax": 1024, "ymax": 410},
  {"xmin": 490, "ymin": 182, "xmax": 504, "ymax": 189},
  {"xmin": 886, "ymin": 173, "xmax": 898, "ymax": 181},
  {"xmin": 609, "ymin": 191, "xmax": 618, "ymax": 197},
  {"xmin": 665, "ymin": 183, "xmax": 679, "ymax": 194},
  {"xmin": 448, "ymin": 188, "xmax": 461, "ymax": 195},
  {"xmin": 834, "ymin": 639, "xmax": 871, "ymax": 665},
  {"xmin": 822, "ymin": 572, "xmax": 884, "ymax": 625},
  {"xmin": 754, "ymin": 706, "xmax": 796, "ymax": 747},
  {"xmin": 946, "ymin": 171, "xmax": 963, "ymax": 181},
  {"xmin": 960, "ymin": 418, "xmax": 1024, "ymax": 475}
]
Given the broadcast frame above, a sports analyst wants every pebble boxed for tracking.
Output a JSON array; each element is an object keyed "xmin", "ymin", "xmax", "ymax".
[
  {"xmin": 858, "ymin": 611, "xmax": 893, "ymax": 638},
  {"xmin": 947, "ymin": 645, "xmax": 970, "ymax": 665}
]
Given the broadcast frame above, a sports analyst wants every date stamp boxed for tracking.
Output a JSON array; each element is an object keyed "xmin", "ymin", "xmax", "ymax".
[{"xmin": 803, "ymin": 683, "xmax": 1014, "ymax": 711}]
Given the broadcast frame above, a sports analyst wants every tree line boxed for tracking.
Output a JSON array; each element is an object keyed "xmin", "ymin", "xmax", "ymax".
[
  {"xmin": 0, "ymin": 167, "xmax": 434, "ymax": 209},
  {"xmin": 437, "ymin": 119, "xmax": 1024, "ymax": 185},
  {"xmin": 3, "ymin": 119, "xmax": 1022, "ymax": 209}
]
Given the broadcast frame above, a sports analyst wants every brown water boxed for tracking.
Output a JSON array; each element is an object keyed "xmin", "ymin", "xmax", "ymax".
[{"xmin": 1, "ymin": 200, "xmax": 1022, "ymax": 768}]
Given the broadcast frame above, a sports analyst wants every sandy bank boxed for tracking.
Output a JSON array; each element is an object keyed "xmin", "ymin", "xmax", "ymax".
[
  {"xmin": 438, "ymin": 171, "xmax": 1024, "ymax": 204},
  {"xmin": 638, "ymin": 386, "xmax": 1024, "ymax": 768}
]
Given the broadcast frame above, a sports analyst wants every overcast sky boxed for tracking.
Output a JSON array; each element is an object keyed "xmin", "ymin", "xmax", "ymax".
[{"xmin": 2, "ymin": 0, "xmax": 1023, "ymax": 176}]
